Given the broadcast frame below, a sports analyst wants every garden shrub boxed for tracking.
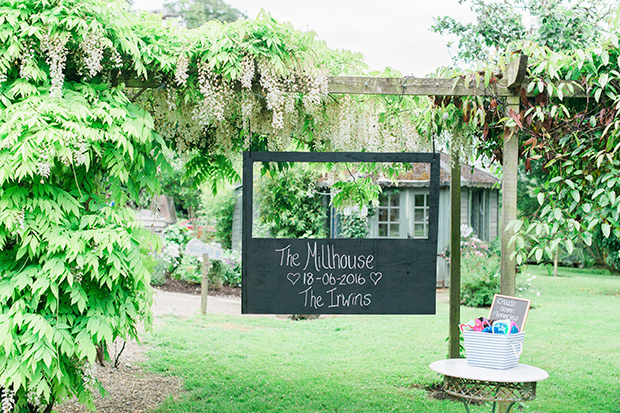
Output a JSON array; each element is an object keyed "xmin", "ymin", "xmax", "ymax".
[
  {"xmin": 212, "ymin": 189, "xmax": 236, "ymax": 250},
  {"xmin": 256, "ymin": 165, "xmax": 327, "ymax": 238},
  {"xmin": 171, "ymin": 255, "xmax": 202, "ymax": 284},
  {"xmin": 456, "ymin": 226, "xmax": 500, "ymax": 307},
  {"xmin": 338, "ymin": 207, "xmax": 371, "ymax": 239},
  {"xmin": 162, "ymin": 222, "xmax": 195, "ymax": 250},
  {"xmin": 150, "ymin": 257, "xmax": 170, "ymax": 286},
  {"xmin": 220, "ymin": 250, "xmax": 242, "ymax": 287},
  {"xmin": 461, "ymin": 252, "xmax": 501, "ymax": 307},
  {"xmin": 171, "ymin": 250, "xmax": 241, "ymax": 289}
]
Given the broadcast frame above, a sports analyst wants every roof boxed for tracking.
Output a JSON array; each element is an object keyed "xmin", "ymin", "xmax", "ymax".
[{"xmin": 318, "ymin": 152, "xmax": 500, "ymax": 189}]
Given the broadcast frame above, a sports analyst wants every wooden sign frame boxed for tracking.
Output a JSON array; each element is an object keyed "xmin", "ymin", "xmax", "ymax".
[
  {"xmin": 488, "ymin": 294, "xmax": 531, "ymax": 332},
  {"xmin": 242, "ymin": 151, "xmax": 440, "ymax": 315}
]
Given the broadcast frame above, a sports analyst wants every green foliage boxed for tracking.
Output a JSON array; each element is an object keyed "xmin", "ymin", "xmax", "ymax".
[
  {"xmin": 171, "ymin": 252, "xmax": 240, "ymax": 288},
  {"xmin": 159, "ymin": 155, "xmax": 202, "ymax": 219},
  {"xmin": 338, "ymin": 211, "xmax": 370, "ymax": 239},
  {"xmin": 162, "ymin": 222, "xmax": 195, "ymax": 248},
  {"xmin": 210, "ymin": 189, "xmax": 236, "ymax": 250},
  {"xmin": 219, "ymin": 250, "xmax": 241, "ymax": 287},
  {"xmin": 150, "ymin": 257, "xmax": 169, "ymax": 286},
  {"xmin": 256, "ymin": 165, "xmax": 327, "ymax": 238},
  {"xmin": 428, "ymin": 3, "xmax": 620, "ymax": 274},
  {"xmin": 172, "ymin": 254, "xmax": 202, "ymax": 284},
  {"xmin": 432, "ymin": 0, "xmax": 612, "ymax": 64},
  {"xmin": 0, "ymin": 0, "xmax": 173, "ymax": 408},
  {"xmin": 594, "ymin": 227, "xmax": 620, "ymax": 272},
  {"xmin": 460, "ymin": 253, "xmax": 500, "ymax": 307},
  {"xmin": 163, "ymin": 0, "xmax": 246, "ymax": 28},
  {"xmin": 454, "ymin": 226, "xmax": 499, "ymax": 307}
]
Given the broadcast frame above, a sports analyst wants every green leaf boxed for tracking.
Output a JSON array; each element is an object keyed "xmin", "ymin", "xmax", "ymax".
[
  {"xmin": 535, "ymin": 248, "xmax": 543, "ymax": 262},
  {"xmin": 601, "ymin": 50, "xmax": 610, "ymax": 66},
  {"xmin": 602, "ymin": 222, "xmax": 611, "ymax": 238},
  {"xmin": 537, "ymin": 192, "xmax": 545, "ymax": 205}
]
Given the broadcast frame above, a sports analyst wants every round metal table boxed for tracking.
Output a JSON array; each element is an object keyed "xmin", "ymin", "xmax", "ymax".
[{"xmin": 430, "ymin": 359, "xmax": 548, "ymax": 413}]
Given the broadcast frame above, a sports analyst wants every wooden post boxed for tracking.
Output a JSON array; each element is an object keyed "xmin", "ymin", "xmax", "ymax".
[
  {"xmin": 201, "ymin": 253, "xmax": 210, "ymax": 315},
  {"xmin": 449, "ymin": 143, "xmax": 462, "ymax": 359},
  {"xmin": 500, "ymin": 96, "xmax": 520, "ymax": 297}
]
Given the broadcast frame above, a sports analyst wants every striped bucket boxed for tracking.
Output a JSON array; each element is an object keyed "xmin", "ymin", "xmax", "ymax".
[{"xmin": 462, "ymin": 330, "xmax": 525, "ymax": 370}]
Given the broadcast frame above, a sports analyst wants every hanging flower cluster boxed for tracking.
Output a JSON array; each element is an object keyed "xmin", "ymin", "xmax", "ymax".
[
  {"xmin": 240, "ymin": 55, "xmax": 255, "ymax": 89},
  {"xmin": 1, "ymin": 388, "xmax": 15, "ymax": 413},
  {"xmin": 193, "ymin": 61, "xmax": 230, "ymax": 127},
  {"xmin": 80, "ymin": 27, "xmax": 105, "ymax": 78},
  {"xmin": 41, "ymin": 33, "xmax": 69, "ymax": 97},
  {"xmin": 19, "ymin": 45, "xmax": 35, "ymax": 81},
  {"xmin": 175, "ymin": 52, "xmax": 190, "ymax": 87}
]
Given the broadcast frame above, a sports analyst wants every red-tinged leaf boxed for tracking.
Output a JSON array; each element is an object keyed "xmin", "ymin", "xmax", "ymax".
[
  {"xmin": 520, "ymin": 88, "xmax": 528, "ymax": 106},
  {"xmin": 509, "ymin": 108, "xmax": 523, "ymax": 129},
  {"xmin": 525, "ymin": 158, "xmax": 532, "ymax": 172}
]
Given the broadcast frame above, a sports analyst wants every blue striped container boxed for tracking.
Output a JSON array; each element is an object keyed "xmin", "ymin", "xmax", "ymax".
[{"xmin": 462, "ymin": 330, "xmax": 525, "ymax": 370}]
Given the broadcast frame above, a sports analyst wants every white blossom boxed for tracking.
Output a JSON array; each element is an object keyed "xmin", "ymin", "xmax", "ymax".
[
  {"xmin": 1, "ymin": 388, "xmax": 15, "ymax": 413},
  {"xmin": 240, "ymin": 55, "xmax": 255, "ymax": 89},
  {"xmin": 175, "ymin": 52, "xmax": 189, "ymax": 87},
  {"xmin": 81, "ymin": 29, "xmax": 104, "ymax": 78},
  {"xmin": 41, "ymin": 33, "xmax": 69, "ymax": 98}
]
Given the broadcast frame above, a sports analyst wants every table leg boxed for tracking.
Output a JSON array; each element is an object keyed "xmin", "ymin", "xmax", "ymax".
[
  {"xmin": 460, "ymin": 398, "xmax": 471, "ymax": 413},
  {"xmin": 505, "ymin": 402, "xmax": 517, "ymax": 413}
]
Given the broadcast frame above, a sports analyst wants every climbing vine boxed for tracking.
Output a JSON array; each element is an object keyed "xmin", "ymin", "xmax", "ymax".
[{"xmin": 427, "ymin": 8, "xmax": 620, "ymax": 266}]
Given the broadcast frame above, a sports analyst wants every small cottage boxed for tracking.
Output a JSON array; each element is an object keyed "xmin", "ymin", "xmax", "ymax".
[{"xmin": 329, "ymin": 153, "xmax": 500, "ymax": 286}]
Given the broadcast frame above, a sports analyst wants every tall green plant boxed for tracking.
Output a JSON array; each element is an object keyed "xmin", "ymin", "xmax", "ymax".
[
  {"xmin": 256, "ymin": 166, "xmax": 327, "ymax": 238},
  {"xmin": 0, "ymin": 1, "xmax": 167, "ymax": 410}
]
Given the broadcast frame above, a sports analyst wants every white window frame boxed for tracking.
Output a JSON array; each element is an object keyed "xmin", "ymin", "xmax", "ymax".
[
  {"xmin": 412, "ymin": 192, "xmax": 430, "ymax": 239},
  {"xmin": 376, "ymin": 191, "xmax": 401, "ymax": 238}
]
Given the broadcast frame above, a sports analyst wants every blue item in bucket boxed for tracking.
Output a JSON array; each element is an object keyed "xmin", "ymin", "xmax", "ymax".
[{"xmin": 492, "ymin": 319, "xmax": 519, "ymax": 334}]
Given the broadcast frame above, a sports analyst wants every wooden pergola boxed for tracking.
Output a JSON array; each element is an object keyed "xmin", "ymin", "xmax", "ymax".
[
  {"xmin": 326, "ymin": 55, "xmax": 530, "ymax": 359},
  {"xmin": 125, "ymin": 54, "xmax": 583, "ymax": 359}
]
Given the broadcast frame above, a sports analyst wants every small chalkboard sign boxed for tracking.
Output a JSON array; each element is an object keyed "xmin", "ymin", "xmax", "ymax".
[{"xmin": 488, "ymin": 294, "xmax": 531, "ymax": 332}]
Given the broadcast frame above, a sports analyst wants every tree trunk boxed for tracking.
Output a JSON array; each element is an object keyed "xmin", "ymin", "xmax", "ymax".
[{"xmin": 95, "ymin": 344, "xmax": 106, "ymax": 367}]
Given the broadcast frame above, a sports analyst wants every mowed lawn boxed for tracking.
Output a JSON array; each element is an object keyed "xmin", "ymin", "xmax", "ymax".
[{"xmin": 144, "ymin": 266, "xmax": 620, "ymax": 412}]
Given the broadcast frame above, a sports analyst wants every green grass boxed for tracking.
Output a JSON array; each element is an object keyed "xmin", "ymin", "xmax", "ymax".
[{"xmin": 144, "ymin": 266, "xmax": 620, "ymax": 412}]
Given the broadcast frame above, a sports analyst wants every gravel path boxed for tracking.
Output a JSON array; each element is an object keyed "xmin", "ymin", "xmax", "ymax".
[{"xmin": 56, "ymin": 289, "xmax": 242, "ymax": 413}]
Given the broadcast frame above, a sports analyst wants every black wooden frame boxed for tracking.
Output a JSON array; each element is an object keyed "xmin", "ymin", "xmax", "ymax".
[{"xmin": 242, "ymin": 151, "xmax": 440, "ymax": 314}]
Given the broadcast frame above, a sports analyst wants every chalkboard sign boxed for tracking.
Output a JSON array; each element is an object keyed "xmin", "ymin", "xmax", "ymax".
[
  {"xmin": 488, "ymin": 294, "xmax": 531, "ymax": 332},
  {"xmin": 242, "ymin": 151, "xmax": 440, "ymax": 315}
]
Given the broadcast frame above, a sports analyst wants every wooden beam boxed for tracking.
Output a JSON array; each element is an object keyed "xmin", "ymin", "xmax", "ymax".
[
  {"xmin": 500, "ymin": 95, "xmax": 520, "ymax": 297},
  {"xmin": 328, "ymin": 75, "xmax": 513, "ymax": 97},
  {"xmin": 506, "ymin": 54, "xmax": 528, "ymax": 89},
  {"xmin": 449, "ymin": 144, "xmax": 462, "ymax": 359}
]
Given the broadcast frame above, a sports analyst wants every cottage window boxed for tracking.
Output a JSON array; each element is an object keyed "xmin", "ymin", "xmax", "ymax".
[
  {"xmin": 377, "ymin": 192, "xmax": 400, "ymax": 237},
  {"xmin": 413, "ymin": 193, "xmax": 429, "ymax": 238}
]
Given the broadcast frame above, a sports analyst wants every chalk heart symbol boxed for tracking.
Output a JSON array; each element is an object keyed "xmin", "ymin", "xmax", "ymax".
[
  {"xmin": 287, "ymin": 272, "xmax": 300, "ymax": 286},
  {"xmin": 370, "ymin": 272, "xmax": 382, "ymax": 285}
]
